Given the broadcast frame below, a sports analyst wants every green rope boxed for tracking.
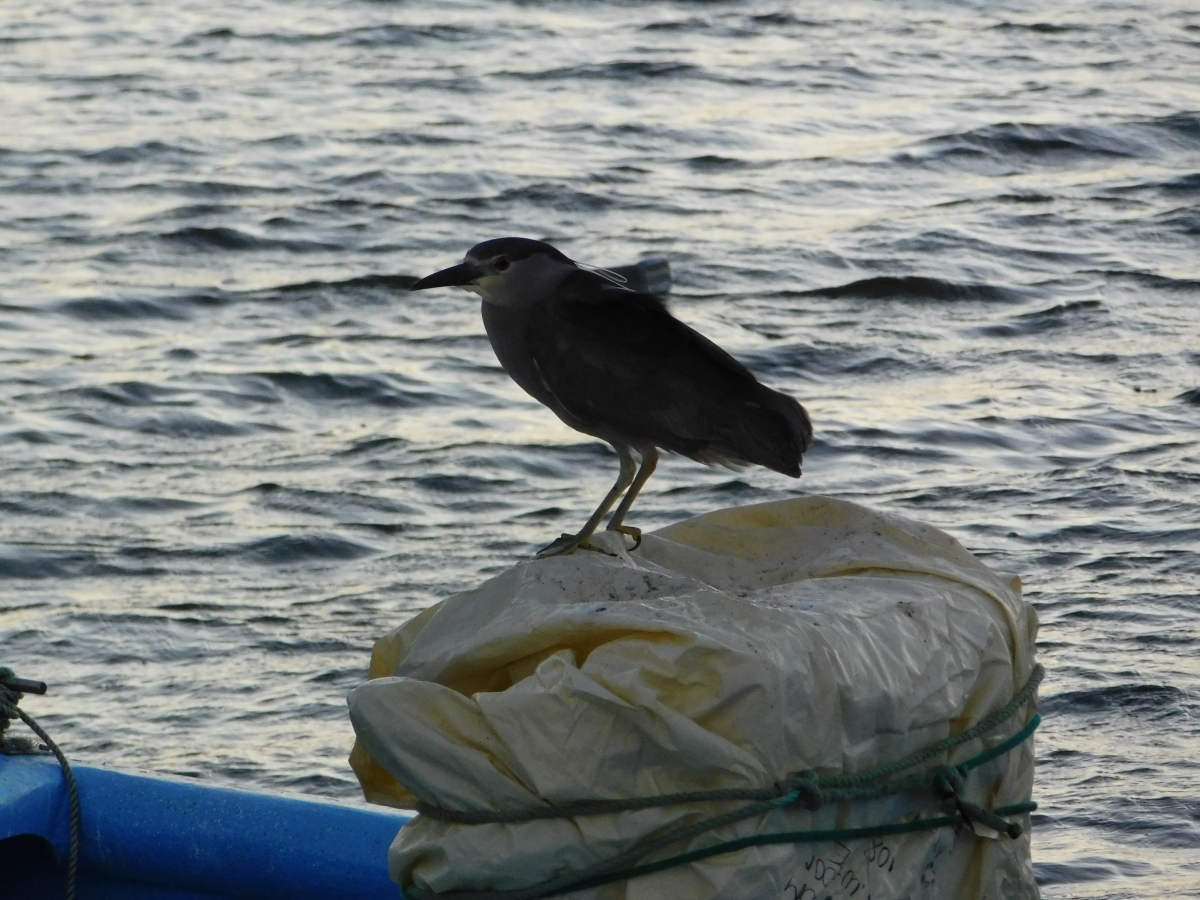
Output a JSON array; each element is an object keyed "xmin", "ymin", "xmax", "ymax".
[
  {"xmin": 418, "ymin": 664, "xmax": 1044, "ymax": 824},
  {"xmin": 1, "ymin": 668, "xmax": 80, "ymax": 900},
  {"xmin": 804, "ymin": 664, "xmax": 1043, "ymax": 792},
  {"xmin": 404, "ymin": 664, "xmax": 1044, "ymax": 900},
  {"xmin": 403, "ymin": 798, "xmax": 1041, "ymax": 900},
  {"xmin": 554, "ymin": 801, "xmax": 1039, "ymax": 899}
]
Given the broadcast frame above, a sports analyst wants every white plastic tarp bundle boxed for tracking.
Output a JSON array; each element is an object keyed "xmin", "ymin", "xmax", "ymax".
[{"xmin": 349, "ymin": 496, "xmax": 1040, "ymax": 900}]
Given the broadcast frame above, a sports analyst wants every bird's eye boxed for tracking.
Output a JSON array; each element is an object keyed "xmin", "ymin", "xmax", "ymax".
[{"xmin": 494, "ymin": 256, "xmax": 511, "ymax": 272}]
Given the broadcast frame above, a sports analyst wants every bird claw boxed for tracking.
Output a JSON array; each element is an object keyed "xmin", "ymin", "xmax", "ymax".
[
  {"xmin": 535, "ymin": 533, "xmax": 595, "ymax": 559},
  {"xmin": 605, "ymin": 525, "xmax": 642, "ymax": 551},
  {"xmin": 536, "ymin": 525, "xmax": 642, "ymax": 559}
]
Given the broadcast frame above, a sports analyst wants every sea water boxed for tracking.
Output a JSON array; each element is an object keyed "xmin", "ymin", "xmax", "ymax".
[{"xmin": 1, "ymin": 2, "xmax": 1197, "ymax": 896}]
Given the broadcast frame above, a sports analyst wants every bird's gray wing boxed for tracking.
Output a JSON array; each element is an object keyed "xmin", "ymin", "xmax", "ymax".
[{"xmin": 527, "ymin": 269, "xmax": 812, "ymax": 475}]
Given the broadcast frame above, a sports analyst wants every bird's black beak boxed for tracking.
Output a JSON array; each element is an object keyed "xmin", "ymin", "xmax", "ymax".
[{"xmin": 409, "ymin": 261, "xmax": 484, "ymax": 291}]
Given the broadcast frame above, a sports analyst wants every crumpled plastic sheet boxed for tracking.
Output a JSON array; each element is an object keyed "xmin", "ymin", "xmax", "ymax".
[{"xmin": 349, "ymin": 496, "xmax": 1040, "ymax": 900}]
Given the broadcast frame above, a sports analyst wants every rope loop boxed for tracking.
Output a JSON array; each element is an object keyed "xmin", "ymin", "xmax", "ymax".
[
  {"xmin": 770, "ymin": 789, "xmax": 801, "ymax": 809},
  {"xmin": 0, "ymin": 669, "xmax": 80, "ymax": 900},
  {"xmin": 783, "ymin": 772, "xmax": 823, "ymax": 810},
  {"xmin": 955, "ymin": 798, "xmax": 1024, "ymax": 840},
  {"xmin": 0, "ymin": 666, "xmax": 17, "ymax": 724},
  {"xmin": 932, "ymin": 764, "xmax": 967, "ymax": 799},
  {"xmin": 402, "ymin": 664, "xmax": 1044, "ymax": 900}
]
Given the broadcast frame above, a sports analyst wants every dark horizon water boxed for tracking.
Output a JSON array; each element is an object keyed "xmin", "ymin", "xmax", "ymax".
[{"xmin": 2, "ymin": 2, "xmax": 1198, "ymax": 897}]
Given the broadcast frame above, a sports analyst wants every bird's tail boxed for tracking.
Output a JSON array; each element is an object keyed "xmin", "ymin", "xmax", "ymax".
[{"xmin": 697, "ymin": 387, "xmax": 813, "ymax": 478}]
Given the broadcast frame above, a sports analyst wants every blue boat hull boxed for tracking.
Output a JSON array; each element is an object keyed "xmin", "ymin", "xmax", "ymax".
[{"xmin": 1, "ymin": 754, "xmax": 410, "ymax": 900}]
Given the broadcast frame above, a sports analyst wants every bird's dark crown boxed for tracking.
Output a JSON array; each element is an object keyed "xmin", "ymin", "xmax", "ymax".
[{"xmin": 466, "ymin": 237, "xmax": 573, "ymax": 265}]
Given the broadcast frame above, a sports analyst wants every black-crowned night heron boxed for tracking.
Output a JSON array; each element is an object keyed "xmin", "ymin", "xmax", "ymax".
[{"xmin": 411, "ymin": 237, "xmax": 813, "ymax": 558}]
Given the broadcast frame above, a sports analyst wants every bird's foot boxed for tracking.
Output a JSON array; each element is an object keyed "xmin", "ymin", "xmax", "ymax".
[
  {"xmin": 605, "ymin": 524, "xmax": 642, "ymax": 551},
  {"xmin": 535, "ymin": 532, "xmax": 596, "ymax": 559}
]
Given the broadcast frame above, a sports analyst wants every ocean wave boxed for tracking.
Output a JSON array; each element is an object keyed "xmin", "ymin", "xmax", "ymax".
[
  {"xmin": 741, "ymin": 342, "xmax": 941, "ymax": 379},
  {"xmin": 82, "ymin": 141, "xmax": 199, "ymax": 165},
  {"xmin": 0, "ymin": 547, "xmax": 163, "ymax": 580},
  {"xmin": 176, "ymin": 23, "xmax": 477, "ymax": 48},
  {"xmin": 509, "ymin": 60, "xmax": 700, "ymax": 81},
  {"xmin": 133, "ymin": 412, "xmax": 265, "ymax": 438},
  {"xmin": 235, "ymin": 372, "xmax": 440, "ymax": 408},
  {"xmin": 0, "ymin": 428, "xmax": 57, "ymax": 445},
  {"xmin": 415, "ymin": 474, "xmax": 517, "ymax": 493},
  {"xmin": 448, "ymin": 183, "xmax": 619, "ymax": 213},
  {"xmin": 798, "ymin": 275, "xmax": 1021, "ymax": 302},
  {"xmin": 238, "ymin": 533, "xmax": 378, "ymax": 564},
  {"xmin": 270, "ymin": 273, "xmax": 419, "ymax": 293},
  {"xmin": 1041, "ymin": 683, "xmax": 1191, "ymax": 717},
  {"xmin": 112, "ymin": 532, "xmax": 379, "ymax": 565},
  {"xmin": 246, "ymin": 483, "xmax": 418, "ymax": 518},
  {"xmin": 335, "ymin": 436, "xmax": 409, "ymax": 457},
  {"xmin": 640, "ymin": 18, "xmax": 711, "ymax": 33},
  {"xmin": 898, "ymin": 122, "xmax": 1149, "ymax": 173},
  {"xmin": 159, "ymin": 226, "xmax": 342, "ymax": 253},
  {"xmin": 899, "ymin": 113, "xmax": 1200, "ymax": 176},
  {"xmin": 1099, "ymin": 171, "xmax": 1200, "ymax": 199},
  {"xmin": 137, "ymin": 203, "xmax": 241, "ymax": 222},
  {"xmin": 1034, "ymin": 858, "xmax": 1157, "ymax": 888},
  {"xmin": 54, "ymin": 297, "xmax": 193, "ymax": 321},
  {"xmin": 2, "ymin": 4, "xmax": 1198, "ymax": 886},
  {"xmin": 342, "ymin": 24, "xmax": 477, "ymax": 47},
  {"xmin": 0, "ymin": 491, "xmax": 89, "ymax": 518},
  {"xmin": 1069, "ymin": 270, "xmax": 1200, "ymax": 294},
  {"xmin": 1179, "ymin": 388, "xmax": 1200, "ymax": 405},
  {"xmin": 976, "ymin": 299, "xmax": 1104, "ymax": 337},
  {"xmin": 349, "ymin": 130, "xmax": 476, "ymax": 147},
  {"xmin": 50, "ymin": 408, "xmax": 276, "ymax": 439},
  {"xmin": 65, "ymin": 381, "xmax": 186, "ymax": 408},
  {"xmin": 92, "ymin": 497, "xmax": 206, "ymax": 516},
  {"xmin": 685, "ymin": 155, "xmax": 769, "ymax": 172},
  {"xmin": 152, "ymin": 179, "xmax": 292, "ymax": 198},
  {"xmin": 991, "ymin": 21, "xmax": 1090, "ymax": 34}
]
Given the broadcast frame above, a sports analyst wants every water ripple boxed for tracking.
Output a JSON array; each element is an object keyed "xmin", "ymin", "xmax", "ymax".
[{"xmin": 1, "ymin": 2, "xmax": 1197, "ymax": 895}]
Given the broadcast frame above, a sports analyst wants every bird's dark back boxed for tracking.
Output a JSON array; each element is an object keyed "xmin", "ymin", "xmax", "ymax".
[{"xmin": 528, "ymin": 269, "xmax": 812, "ymax": 476}]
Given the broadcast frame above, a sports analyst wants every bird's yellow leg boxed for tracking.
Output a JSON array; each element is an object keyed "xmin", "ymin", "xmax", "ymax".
[
  {"xmin": 605, "ymin": 447, "xmax": 659, "ymax": 549},
  {"xmin": 536, "ymin": 445, "xmax": 637, "ymax": 558}
]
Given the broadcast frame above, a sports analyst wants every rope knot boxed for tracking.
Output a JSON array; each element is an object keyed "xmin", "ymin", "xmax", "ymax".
[
  {"xmin": 0, "ymin": 690, "xmax": 18, "ymax": 722},
  {"xmin": 783, "ymin": 772, "xmax": 823, "ymax": 811},
  {"xmin": 0, "ymin": 667, "xmax": 17, "ymax": 720},
  {"xmin": 932, "ymin": 765, "xmax": 967, "ymax": 799}
]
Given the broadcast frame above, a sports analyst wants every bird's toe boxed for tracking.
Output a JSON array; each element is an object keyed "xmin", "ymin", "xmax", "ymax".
[
  {"xmin": 605, "ymin": 524, "xmax": 642, "ymax": 550},
  {"xmin": 535, "ymin": 532, "xmax": 592, "ymax": 558}
]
